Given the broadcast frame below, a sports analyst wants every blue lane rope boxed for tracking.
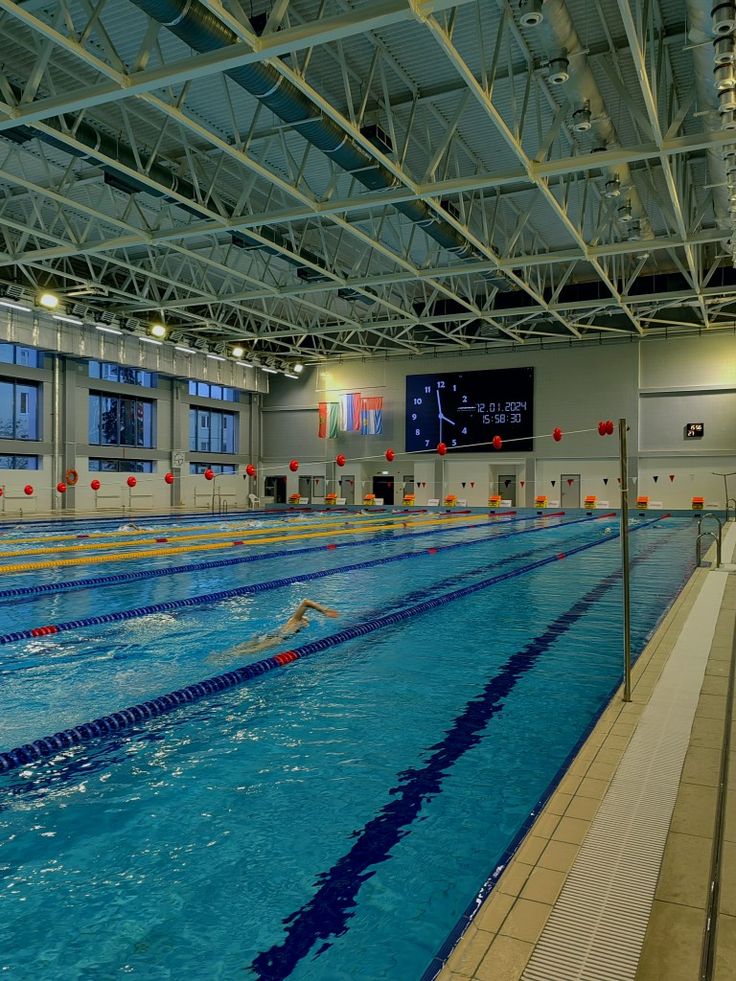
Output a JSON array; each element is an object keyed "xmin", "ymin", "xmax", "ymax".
[
  {"xmin": 0, "ymin": 514, "xmax": 600, "ymax": 646},
  {"xmin": 0, "ymin": 514, "xmax": 664, "ymax": 774},
  {"xmin": 0, "ymin": 513, "xmax": 534, "ymax": 602}
]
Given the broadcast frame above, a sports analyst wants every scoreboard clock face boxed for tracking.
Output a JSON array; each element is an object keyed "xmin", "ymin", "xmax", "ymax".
[{"xmin": 405, "ymin": 367, "xmax": 534, "ymax": 452}]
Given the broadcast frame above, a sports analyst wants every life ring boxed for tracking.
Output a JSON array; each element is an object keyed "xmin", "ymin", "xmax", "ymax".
[{"xmin": 65, "ymin": 468, "xmax": 79, "ymax": 486}]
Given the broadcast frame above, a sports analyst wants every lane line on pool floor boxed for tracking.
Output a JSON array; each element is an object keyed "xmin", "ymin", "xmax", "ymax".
[
  {"xmin": 0, "ymin": 512, "xmax": 530, "ymax": 601},
  {"xmin": 0, "ymin": 515, "xmax": 665, "ymax": 774},
  {"xmin": 0, "ymin": 514, "xmax": 607, "ymax": 648}
]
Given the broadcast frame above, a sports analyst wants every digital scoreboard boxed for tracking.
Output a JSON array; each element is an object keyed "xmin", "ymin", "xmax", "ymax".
[{"xmin": 405, "ymin": 367, "xmax": 534, "ymax": 452}]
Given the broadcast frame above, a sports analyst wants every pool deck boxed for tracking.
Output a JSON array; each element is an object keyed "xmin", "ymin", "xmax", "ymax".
[{"xmin": 436, "ymin": 522, "xmax": 736, "ymax": 981}]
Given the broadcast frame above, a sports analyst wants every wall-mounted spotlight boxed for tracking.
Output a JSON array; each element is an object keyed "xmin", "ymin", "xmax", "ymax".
[
  {"xmin": 518, "ymin": 0, "xmax": 543, "ymax": 28},
  {"xmin": 603, "ymin": 176, "xmax": 621, "ymax": 198},
  {"xmin": 38, "ymin": 291, "xmax": 59, "ymax": 309},
  {"xmin": 547, "ymin": 56, "xmax": 569, "ymax": 85},
  {"xmin": 231, "ymin": 345, "xmax": 245, "ymax": 358},
  {"xmin": 627, "ymin": 220, "xmax": 643, "ymax": 242},
  {"xmin": 150, "ymin": 322, "xmax": 167, "ymax": 339},
  {"xmin": 293, "ymin": 362, "xmax": 304, "ymax": 374},
  {"xmin": 572, "ymin": 105, "xmax": 592, "ymax": 132}
]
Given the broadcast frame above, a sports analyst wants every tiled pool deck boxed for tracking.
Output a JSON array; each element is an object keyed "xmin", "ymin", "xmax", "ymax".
[{"xmin": 438, "ymin": 526, "xmax": 736, "ymax": 981}]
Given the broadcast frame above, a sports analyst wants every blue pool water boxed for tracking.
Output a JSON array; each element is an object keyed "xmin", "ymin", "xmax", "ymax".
[{"xmin": 0, "ymin": 511, "xmax": 696, "ymax": 979}]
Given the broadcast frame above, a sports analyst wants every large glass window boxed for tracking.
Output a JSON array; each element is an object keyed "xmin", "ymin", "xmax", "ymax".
[
  {"xmin": 189, "ymin": 463, "xmax": 236, "ymax": 474},
  {"xmin": 88, "ymin": 361, "xmax": 156, "ymax": 388},
  {"xmin": 188, "ymin": 407, "xmax": 236, "ymax": 454},
  {"xmin": 88, "ymin": 392, "xmax": 155, "ymax": 447},
  {"xmin": 0, "ymin": 344, "xmax": 41, "ymax": 368},
  {"xmin": 188, "ymin": 380, "xmax": 238, "ymax": 402},
  {"xmin": 0, "ymin": 454, "xmax": 39, "ymax": 470},
  {"xmin": 0, "ymin": 378, "xmax": 40, "ymax": 440},
  {"xmin": 88, "ymin": 458, "xmax": 154, "ymax": 473}
]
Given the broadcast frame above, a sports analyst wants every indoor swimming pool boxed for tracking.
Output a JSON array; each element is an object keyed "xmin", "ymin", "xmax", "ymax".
[{"xmin": 0, "ymin": 509, "xmax": 697, "ymax": 979}]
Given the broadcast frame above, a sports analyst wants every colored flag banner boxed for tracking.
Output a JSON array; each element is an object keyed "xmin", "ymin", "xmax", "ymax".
[
  {"xmin": 317, "ymin": 402, "xmax": 339, "ymax": 439},
  {"xmin": 340, "ymin": 392, "xmax": 362, "ymax": 432},
  {"xmin": 360, "ymin": 396, "xmax": 383, "ymax": 435}
]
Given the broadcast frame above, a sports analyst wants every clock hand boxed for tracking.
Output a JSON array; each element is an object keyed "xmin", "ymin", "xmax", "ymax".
[{"xmin": 439, "ymin": 414, "xmax": 456, "ymax": 425}]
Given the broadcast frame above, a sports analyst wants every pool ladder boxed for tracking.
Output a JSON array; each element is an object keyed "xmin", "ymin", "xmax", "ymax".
[{"xmin": 695, "ymin": 513, "xmax": 723, "ymax": 568}]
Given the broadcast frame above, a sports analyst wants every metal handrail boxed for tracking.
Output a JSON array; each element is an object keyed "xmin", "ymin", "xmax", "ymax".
[
  {"xmin": 695, "ymin": 531, "xmax": 721, "ymax": 568},
  {"xmin": 698, "ymin": 512, "xmax": 723, "ymax": 554}
]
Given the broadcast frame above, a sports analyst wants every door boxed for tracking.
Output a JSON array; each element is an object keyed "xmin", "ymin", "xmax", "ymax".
[
  {"xmin": 498, "ymin": 474, "xmax": 516, "ymax": 506},
  {"xmin": 560, "ymin": 473, "xmax": 581, "ymax": 508},
  {"xmin": 264, "ymin": 475, "xmax": 286, "ymax": 504},
  {"xmin": 341, "ymin": 473, "xmax": 355, "ymax": 505},
  {"xmin": 311, "ymin": 475, "xmax": 324, "ymax": 503},
  {"xmin": 372, "ymin": 475, "xmax": 394, "ymax": 505},
  {"xmin": 298, "ymin": 475, "xmax": 311, "ymax": 501},
  {"xmin": 403, "ymin": 474, "xmax": 414, "ymax": 501}
]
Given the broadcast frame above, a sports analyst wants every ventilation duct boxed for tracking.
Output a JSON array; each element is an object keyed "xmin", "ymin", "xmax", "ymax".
[
  {"xmin": 534, "ymin": 0, "xmax": 651, "ymax": 237},
  {"xmin": 686, "ymin": 0, "xmax": 731, "ymax": 235},
  {"xmin": 128, "ymin": 0, "xmax": 515, "ymax": 290}
]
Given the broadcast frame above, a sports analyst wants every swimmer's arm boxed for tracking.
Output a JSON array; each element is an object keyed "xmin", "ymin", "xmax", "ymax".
[{"xmin": 293, "ymin": 599, "xmax": 340, "ymax": 621}]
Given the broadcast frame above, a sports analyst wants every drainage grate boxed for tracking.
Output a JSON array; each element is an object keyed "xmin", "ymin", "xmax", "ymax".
[{"xmin": 522, "ymin": 555, "xmax": 732, "ymax": 981}]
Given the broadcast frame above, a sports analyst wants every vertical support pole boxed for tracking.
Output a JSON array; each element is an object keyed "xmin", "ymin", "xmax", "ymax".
[{"xmin": 619, "ymin": 417, "xmax": 632, "ymax": 703}]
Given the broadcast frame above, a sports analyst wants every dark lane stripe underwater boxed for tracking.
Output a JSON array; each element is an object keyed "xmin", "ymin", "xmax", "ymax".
[{"xmin": 248, "ymin": 532, "xmax": 669, "ymax": 981}]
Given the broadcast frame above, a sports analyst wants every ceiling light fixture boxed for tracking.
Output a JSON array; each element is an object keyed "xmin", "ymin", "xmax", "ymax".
[
  {"xmin": 284, "ymin": 372, "xmax": 298, "ymax": 379},
  {"xmin": 140, "ymin": 337, "xmax": 162, "ymax": 346},
  {"xmin": 518, "ymin": 0, "xmax": 543, "ymax": 28},
  {"xmin": 38, "ymin": 291, "xmax": 60, "ymax": 309},
  {"xmin": 617, "ymin": 201, "xmax": 634, "ymax": 223},
  {"xmin": 207, "ymin": 353, "xmax": 226, "ymax": 361},
  {"xmin": 572, "ymin": 105, "xmax": 592, "ymax": 132},
  {"xmin": 175, "ymin": 344, "xmax": 195, "ymax": 354},
  {"xmin": 231, "ymin": 345, "xmax": 245, "ymax": 358},
  {"xmin": 0, "ymin": 299, "xmax": 31, "ymax": 312},
  {"xmin": 603, "ymin": 176, "xmax": 621, "ymax": 198},
  {"xmin": 293, "ymin": 362, "xmax": 304, "ymax": 374},
  {"xmin": 52, "ymin": 314, "xmax": 83, "ymax": 325},
  {"xmin": 95, "ymin": 324, "xmax": 123, "ymax": 336},
  {"xmin": 236, "ymin": 359, "xmax": 254, "ymax": 368},
  {"xmin": 150, "ymin": 322, "xmax": 167, "ymax": 339},
  {"xmin": 547, "ymin": 56, "xmax": 569, "ymax": 85},
  {"xmin": 261, "ymin": 366, "xmax": 278, "ymax": 374}
]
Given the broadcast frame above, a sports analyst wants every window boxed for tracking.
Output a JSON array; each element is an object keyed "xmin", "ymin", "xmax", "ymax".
[
  {"xmin": 88, "ymin": 392, "xmax": 155, "ymax": 447},
  {"xmin": 0, "ymin": 454, "xmax": 39, "ymax": 470},
  {"xmin": 88, "ymin": 458, "xmax": 154, "ymax": 473},
  {"xmin": 0, "ymin": 378, "xmax": 40, "ymax": 440},
  {"xmin": 0, "ymin": 344, "xmax": 41, "ymax": 368},
  {"xmin": 88, "ymin": 361, "xmax": 156, "ymax": 388},
  {"xmin": 188, "ymin": 407, "xmax": 236, "ymax": 453},
  {"xmin": 189, "ymin": 463, "xmax": 237, "ymax": 474},
  {"xmin": 188, "ymin": 380, "xmax": 238, "ymax": 402}
]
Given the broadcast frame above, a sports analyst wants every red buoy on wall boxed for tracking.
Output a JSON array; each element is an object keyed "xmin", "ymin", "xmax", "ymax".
[
  {"xmin": 385, "ymin": 448, "xmax": 395, "ymax": 463},
  {"xmin": 492, "ymin": 435, "xmax": 503, "ymax": 450},
  {"xmin": 605, "ymin": 420, "xmax": 614, "ymax": 435},
  {"xmin": 598, "ymin": 421, "xmax": 607, "ymax": 436},
  {"xmin": 204, "ymin": 468, "xmax": 215, "ymax": 481},
  {"xmin": 289, "ymin": 459, "xmax": 299, "ymax": 472},
  {"xmin": 56, "ymin": 482, "xmax": 67, "ymax": 494},
  {"xmin": 90, "ymin": 479, "xmax": 101, "ymax": 491},
  {"xmin": 437, "ymin": 442, "xmax": 447, "ymax": 456},
  {"xmin": 335, "ymin": 454, "xmax": 346, "ymax": 467},
  {"xmin": 164, "ymin": 472, "xmax": 174, "ymax": 485},
  {"xmin": 245, "ymin": 463, "xmax": 256, "ymax": 477},
  {"xmin": 552, "ymin": 427, "xmax": 562, "ymax": 442},
  {"xmin": 127, "ymin": 475, "xmax": 137, "ymax": 488},
  {"xmin": 23, "ymin": 484, "xmax": 33, "ymax": 496}
]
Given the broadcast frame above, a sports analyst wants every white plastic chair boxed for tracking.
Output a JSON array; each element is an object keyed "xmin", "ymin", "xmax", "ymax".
[{"xmin": 248, "ymin": 492, "xmax": 261, "ymax": 509}]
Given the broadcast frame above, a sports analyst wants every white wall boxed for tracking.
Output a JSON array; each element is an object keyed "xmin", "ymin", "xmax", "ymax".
[{"xmin": 262, "ymin": 333, "xmax": 735, "ymax": 510}]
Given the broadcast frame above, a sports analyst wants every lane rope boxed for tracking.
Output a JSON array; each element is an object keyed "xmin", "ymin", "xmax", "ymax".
[
  {"xmin": 0, "ymin": 512, "xmax": 526, "ymax": 601},
  {"xmin": 0, "ymin": 514, "xmax": 665, "ymax": 774},
  {"xmin": 0, "ymin": 514, "xmax": 604, "ymax": 645}
]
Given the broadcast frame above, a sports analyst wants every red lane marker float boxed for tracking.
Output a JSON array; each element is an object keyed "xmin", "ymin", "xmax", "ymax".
[
  {"xmin": 427, "ymin": 547, "xmax": 438, "ymax": 554},
  {"xmin": 76, "ymin": 535, "xmax": 89, "ymax": 539},
  {"xmin": 155, "ymin": 538, "xmax": 168, "ymax": 543},
  {"xmin": 232, "ymin": 540, "xmax": 244, "ymax": 546},
  {"xmin": 557, "ymin": 553, "xmax": 566, "ymax": 560},
  {"xmin": 275, "ymin": 650, "xmax": 298, "ymax": 665},
  {"xmin": 326, "ymin": 543, "xmax": 337, "ymax": 550},
  {"xmin": 31, "ymin": 625, "xmax": 59, "ymax": 637}
]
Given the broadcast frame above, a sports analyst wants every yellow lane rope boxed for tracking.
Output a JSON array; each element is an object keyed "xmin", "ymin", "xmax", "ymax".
[
  {"xmin": 0, "ymin": 511, "xmax": 459, "ymax": 558},
  {"xmin": 0, "ymin": 513, "xmax": 491, "ymax": 575},
  {"xmin": 0, "ymin": 508, "xmax": 411, "ymax": 547}
]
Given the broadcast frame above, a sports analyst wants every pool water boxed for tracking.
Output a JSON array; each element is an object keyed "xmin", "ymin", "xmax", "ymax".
[{"xmin": 0, "ymin": 511, "xmax": 695, "ymax": 979}]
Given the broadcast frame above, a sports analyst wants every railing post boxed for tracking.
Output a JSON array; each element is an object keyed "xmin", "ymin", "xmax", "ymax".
[{"xmin": 619, "ymin": 417, "xmax": 632, "ymax": 703}]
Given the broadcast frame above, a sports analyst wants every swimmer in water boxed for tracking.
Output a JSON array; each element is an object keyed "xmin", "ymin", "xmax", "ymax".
[
  {"xmin": 215, "ymin": 599, "xmax": 339, "ymax": 659},
  {"xmin": 118, "ymin": 522, "xmax": 142, "ymax": 532}
]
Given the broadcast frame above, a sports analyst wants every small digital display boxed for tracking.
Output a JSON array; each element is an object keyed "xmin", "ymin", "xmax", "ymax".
[
  {"xmin": 684, "ymin": 422, "xmax": 704, "ymax": 439},
  {"xmin": 405, "ymin": 367, "xmax": 534, "ymax": 452}
]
